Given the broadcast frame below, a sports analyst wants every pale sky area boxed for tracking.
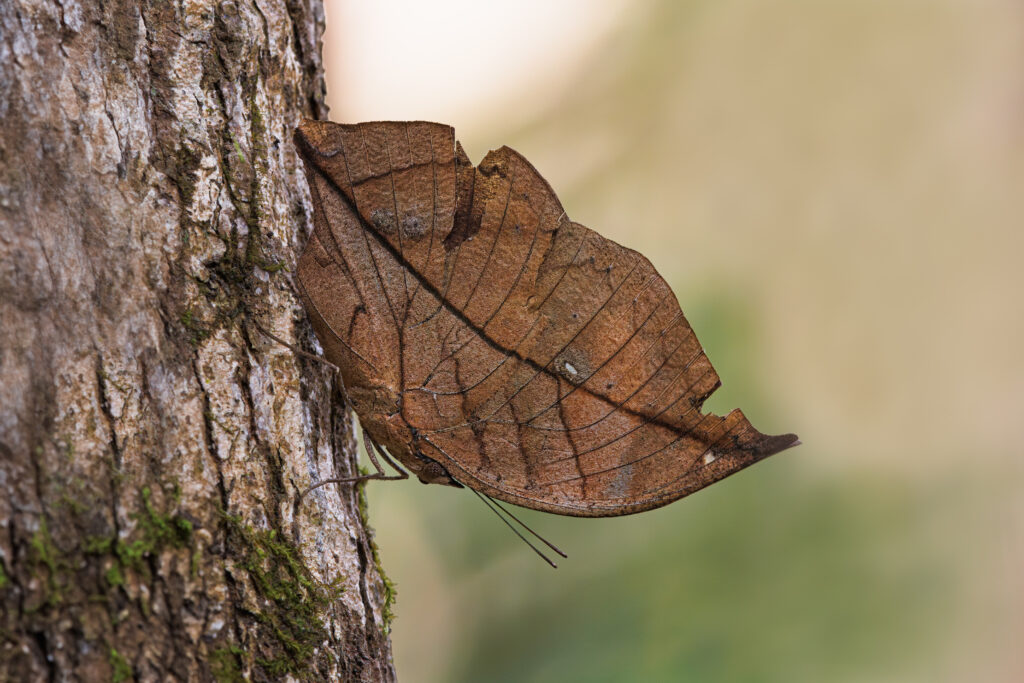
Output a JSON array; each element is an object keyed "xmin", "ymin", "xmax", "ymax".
[{"xmin": 323, "ymin": 0, "xmax": 633, "ymax": 133}]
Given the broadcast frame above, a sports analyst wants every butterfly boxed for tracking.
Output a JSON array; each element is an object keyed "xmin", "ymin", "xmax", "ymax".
[{"xmin": 288, "ymin": 120, "xmax": 798, "ymax": 564}]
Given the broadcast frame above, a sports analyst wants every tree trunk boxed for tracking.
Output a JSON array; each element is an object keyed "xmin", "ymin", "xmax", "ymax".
[{"xmin": 0, "ymin": 0, "xmax": 396, "ymax": 680}]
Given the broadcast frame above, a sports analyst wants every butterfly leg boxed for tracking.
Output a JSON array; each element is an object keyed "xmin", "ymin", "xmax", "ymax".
[
  {"xmin": 254, "ymin": 320, "xmax": 411, "ymax": 498},
  {"xmin": 298, "ymin": 424, "xmax": 409, "ymax": 504},
  {"xmin": 254, "ymin": 318, "xmax": 367, "ymax": 416},
  {"xmin": 252, "ymin": 319, "xmax": 341, "ymax": 373},
  {"xmin": 362, "ymin": 429, "xmax": 409, "ymax": 481}
]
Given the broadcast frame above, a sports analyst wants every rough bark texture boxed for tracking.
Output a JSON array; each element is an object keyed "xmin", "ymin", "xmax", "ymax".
[{"xmin": 0, "ymin": 0, "xmax": 396, "ymax": 680}]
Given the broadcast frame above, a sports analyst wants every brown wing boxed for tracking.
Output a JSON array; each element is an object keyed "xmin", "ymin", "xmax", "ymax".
[{"xmin": 295, "ymin": 120, "xmax": 798, "ymax": 517}]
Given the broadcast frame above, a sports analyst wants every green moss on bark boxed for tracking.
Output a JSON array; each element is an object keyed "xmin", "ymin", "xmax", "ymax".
[
  {"xmin": 83, "ymin": 486, "xmax": 194, "ymax": 590},
  {"xmin": 356, "ymin": 471, "xmax": 397, "ymax": 634},
  {"xmin": 108, "ymin": 646, "xmax": 132, "ymax": 682},
  {"xmin": 29, "ymin": 518, "xmax": 63, "ymax": 608},
  {"xmin": 221, "ymin": 513, "xmax": 345, "ymax": 677},
  {"xmin": 209, "ymin": 644, "xmax": 246, "ymax": 683}
]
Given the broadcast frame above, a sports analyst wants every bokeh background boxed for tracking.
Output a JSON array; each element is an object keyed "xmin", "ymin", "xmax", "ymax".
[{"xmin": 321, "ymin": 1, "xmax": 1024, "ymax": 681}]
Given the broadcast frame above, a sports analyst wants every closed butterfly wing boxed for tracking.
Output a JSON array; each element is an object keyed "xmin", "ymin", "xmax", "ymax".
[{"xmin": 295, "ymin": 120, "xmax": 798, "ymax": 517}]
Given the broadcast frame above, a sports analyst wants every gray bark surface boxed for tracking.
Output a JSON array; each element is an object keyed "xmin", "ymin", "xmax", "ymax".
[{"xmin": 0, "ymin": 0, "xmax": 396, "ymax": 680}]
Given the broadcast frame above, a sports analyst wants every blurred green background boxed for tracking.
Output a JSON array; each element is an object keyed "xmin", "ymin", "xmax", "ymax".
[{"xmin": 323, "ymin": 1, "xmax": 1024, "ymax": 681}]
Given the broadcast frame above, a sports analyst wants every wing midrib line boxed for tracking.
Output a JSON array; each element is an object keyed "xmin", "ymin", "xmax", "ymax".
[{"xmin": 308, "ymin": 162, "xmax": 719, "ymax": 440}]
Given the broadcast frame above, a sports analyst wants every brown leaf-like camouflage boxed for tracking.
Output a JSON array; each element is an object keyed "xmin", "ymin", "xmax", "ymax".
[{"xmin": 294, "ymin": 120, "xmax": 798, "ymax": 517}]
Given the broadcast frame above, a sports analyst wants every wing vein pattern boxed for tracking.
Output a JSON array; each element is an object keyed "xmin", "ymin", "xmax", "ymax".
[{"xmin": 295, "ymin": 121, "xmax": 798, "ymax": 516}]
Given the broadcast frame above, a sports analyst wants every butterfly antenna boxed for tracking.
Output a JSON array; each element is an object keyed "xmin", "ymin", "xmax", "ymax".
[
  {"xmin": 469, "ymin": 489, "xmax": 562, "ymax": 569},
  {"xmin": 483, "ymin": 493, "xmax": 567, "ymax": 559}
]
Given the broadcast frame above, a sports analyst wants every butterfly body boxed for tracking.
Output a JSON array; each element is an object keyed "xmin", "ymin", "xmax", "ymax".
[{"xmin": 294, "ymin": 120, "xmax": 798, "ymax": 517}]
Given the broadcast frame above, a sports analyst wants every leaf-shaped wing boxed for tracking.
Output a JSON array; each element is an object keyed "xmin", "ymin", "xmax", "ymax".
[{"xmin": 295, "ymin": 120, "xmax": 798, "ymax": 517}]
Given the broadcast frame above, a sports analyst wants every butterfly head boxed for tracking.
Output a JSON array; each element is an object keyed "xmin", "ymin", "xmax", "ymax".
[{"xmin": 414, "ymin": 455, "xmax": 463, "ymax": 488}]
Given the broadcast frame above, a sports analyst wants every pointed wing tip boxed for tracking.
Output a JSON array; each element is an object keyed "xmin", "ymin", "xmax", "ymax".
[{"xmin": 757, "ymin": 432, "xmax": 801, "ymax": 458}]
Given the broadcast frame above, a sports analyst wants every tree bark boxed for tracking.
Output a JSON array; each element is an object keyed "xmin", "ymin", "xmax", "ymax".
[{"xmin": 0, "ymin": 0, "xmax": 396, "ymax": 680}]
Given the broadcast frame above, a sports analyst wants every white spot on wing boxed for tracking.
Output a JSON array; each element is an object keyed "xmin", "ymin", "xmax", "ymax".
[{"xmin": 610, "ymin": 462, "xmax": 632, "ymax": 498}]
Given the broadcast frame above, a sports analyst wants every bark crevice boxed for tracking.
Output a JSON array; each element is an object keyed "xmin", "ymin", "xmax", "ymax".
[{"xmin": 0, "ymin": 0, "xmax": 395, "ymax": 679}]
